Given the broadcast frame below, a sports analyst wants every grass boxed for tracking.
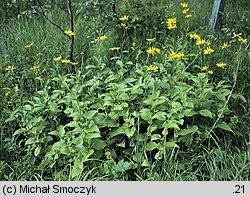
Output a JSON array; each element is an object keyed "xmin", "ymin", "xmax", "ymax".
[{"xmin": 0, "ymin": 0, "xmax": 249, "ymax": 181}]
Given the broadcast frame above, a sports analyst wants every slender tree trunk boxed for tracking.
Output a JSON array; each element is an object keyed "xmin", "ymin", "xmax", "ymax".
[
  {"xmin": 67, "ymin": 0, "xmax": 74, "ymax": 61},
  {"xmin": 209, "ymin": 0, "xmax": 226, "ymax": 31}
]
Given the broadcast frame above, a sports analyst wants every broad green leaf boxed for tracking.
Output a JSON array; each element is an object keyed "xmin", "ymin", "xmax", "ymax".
[
  {"xmin": 178, "ymin": 126, "xmax": 198, "ymax": 136},
  {"xmin": 25, "ymin": 138, "xmax": 36, "ymax": 145},
  {"xmin": 115, "ymin": 159, "xmax": 132, "ymax": 172},
  {"xmin": 84, "ymin": 110, "xmax": 97, "ymax": 119},
  {"xmin": 145, "ymin": 142, "xmax": 158, "ymax": 151},
  {"xmin": 183, "ymin": 109, "xmax": 197, "ymax": 117},
  {"xmin": 13, "ymin": 128, "xmax": 26, "ymax": 136},
  {"xmin": 152, "ymin": 112, "xmax": 167, "ymax": 121},
  {"xmin": 140, "ymin": 108, "xmax": 152, "ymax": 124},
  {"xmin": 151, "ymin": 134, "xmax": 162, "ymax": 141},
  {"xmin": 216, "ymin": 122, "xmax": 234, "ymax": 133},
  {"xmin": 71, "ymin": 159, "xmax": 83, "ymax": 178},
  {"xmin": 198, "ymin": 109, "xmax": 213, "ymax": 118},
  {"xmin": 113, "ymin": 105, "xmax": 123, "ymax": 111},
  {"xmin": 92, "ymin": 139, "xmax": 107, "ymax": 150},
  {"xmin": 142, "ymin": 160, "xmax": 150, "ymax": 167},
  {"xmin": 166, "ymin": 142, "xmax": 179, "ymax": 148}
]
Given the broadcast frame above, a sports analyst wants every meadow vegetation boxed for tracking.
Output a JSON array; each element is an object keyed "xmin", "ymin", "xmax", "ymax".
[{"xmin": 0, "ymin": 0, "xmax": 249, "ymax": 180}]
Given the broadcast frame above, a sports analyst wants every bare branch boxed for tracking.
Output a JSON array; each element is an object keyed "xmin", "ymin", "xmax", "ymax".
[
  {"xmin": 51, "ymin": 0, "xmax": 68, "ymax": 14},
  {"xmin": 34, "ymin": 0, "xmax": 70, "ymax": 39}
]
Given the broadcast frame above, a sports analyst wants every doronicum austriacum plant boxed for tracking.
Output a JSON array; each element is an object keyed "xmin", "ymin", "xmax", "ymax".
[{"xmin": 1, "ymin": 0, "xmax": 249, "ymax": 180}]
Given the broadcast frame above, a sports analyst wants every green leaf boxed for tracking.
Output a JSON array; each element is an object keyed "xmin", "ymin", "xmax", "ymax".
[
  {"xmin": 178, "ymin": 126, "xmax": 198, "ymax": 136},
  {"xmin": 113, "ymin": 105, "xmax": 123, "ymax": 111},
  {"xmin": 142, "ymin": 160, "xmax": 150, "ymax": 167},
  {"xmin": 216, "ymin": 122, "xmax": 234, "ymax": 133},
  {"xmin": 13, "ymin": 128, "xmax": 26, "ymax": 136},
  {"xmin": 115, "ymin": 159, "xmax": 132, "ymax": 172},
  {"xmin": 145, "ymin": 142, "xmax": 158, "ymax": 151},
  {"xmin": 166, "ymin": 142, "xmax": 179, "ymax": 148},
  {"xmin": 152, "ymin": 111, "xmax": 167, "ymax": 121},
  {"xmin": 92, "ymin": 139, "xmax": 107, "ymax": 150},
  {"xmin": 84, "ymin": 110, "xmax": 97, "ymax": 119},
  {"xmin": 183, "ymin": 109, "xmax": 197, "ymax": 117},
  {"xmin": 71, "ymin": 159, "xmax": 83, "ymax": 178},
  {"xmin": 34, "ymin": 146, "xmax": 41, "ymax": 156},
  {"xmin": 140, "ymin": 108, "xmax": 152, "ymax": 124},
  {"xmin": 25, "ymin": 138, "xmax": 36, "ymax": 145},
  {"xmin": 198, "ymin": 109, "xmax": 213, "ymax": 118},
  {"xmin": 151, "ymin": 134, "xmax": 162, "ymax": 141}
]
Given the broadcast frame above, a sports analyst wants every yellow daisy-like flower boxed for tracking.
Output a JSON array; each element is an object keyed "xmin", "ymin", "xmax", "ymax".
[
  {"xmin": 99, "ymin": 35, "xmax": 107, "ymax": 41},
  {"xmin": 31, "ymin": 65, "xmax": 40, "ymax": 71},
  {"xmin": 146, "ymin": 47, "xmax": 161, "ymax": 56},
  {"xmin": 24, "ymin": 43, "xmax": 33, "ymax": 49},
  {"xmin": 208, "ymin": 70, "xmax": 213, "ymax": 74},
  {"xmin": 203, "ymin": 47, "xmax": 214, "ymax": 55},
  {"xmin": 119, "ymin": 15, "xmax": 129, "ymax": 21},
  {"xmin": 196, "ymin": 39, "xmax": 206, "ymax": 45},
  {"xmin": 64, "ymin": 29, "xmax": 75, "ymax": 37},
  {"xmin": 231, "ymin": 33, "xmax": 242, "ymax": 39},
  {"xmin": 109, "ymin": 47, "xmax": 120, "ymax": 51},
  {"xmin": 182, "ymin": 8, "xmax": 190, "ymax": 14},
  {"xmin": 169, "ymin": 51, "xmax": 186, "ymax": 59},
  {"xmin": 147, "ymin": 65, "xmax": 159, "ymax": 72},
  {"xmin": 189, "ymin": 33, "xmax": 200, "ymax": 40},
  {"xmin": 5, "ymin": 65, "xmax": 15, "ymax": 72},
  {"xmin": 201, "ymin": 66, "xmax": 209, "ymax": 71},
  {"xmin": 166, "ymin": 18, "xmax": 177, "ymax": 30},
  {"xmin": 185, "ymin": 14, "xmax": 192, "ymax": 18},
  {"xmin": 220, "ymin": 42, "xmax": 231, "ymax": 49},
  {"xmin": 61, "ymin": 59, "xmax": 71, "ymax": 64},
  {"xmin": 5, "ymin": 91, "xmax": 10, "ymax": 97},
  {"xmin": 180, "ymin": 3, "xmax": 188, "ymax": 8},
  {"xmin": 53, "ymin": 55, "xmax": 62, "ymax": 61},
  {"xmin": 146, "ymin": 38, "xmax": 156, "ymax": 43},
  {"xmin": 216, "ymin": 62, "xmax": 226, "ymax": 69},
  {"xmin": 238, "ymin": 37, "xmax": 247, "ymax": 45}
]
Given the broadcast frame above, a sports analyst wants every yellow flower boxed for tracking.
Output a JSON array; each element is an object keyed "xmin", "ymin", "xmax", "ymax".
[
  {"xmin": 53, "ymin": 55, "xmax": 62, "ymax": 61},
  {"xmin": 24, "ymin": 43, "xmax": 33, "ymax": 49},
  {"xmin": 182, "ymin": 8, "xmax": 189, "ymax": 14},
  {"xmin": 5, "ymin": 65, "xmax": 15, "ymax": 72},
  {"xmin": 201, "ymin": 66, "xmax": 209, "ymax": 71},
  {"xmin": 216, "ymin": 62, "xmax": 226, "ymax": 69},
  {"xmin": 119, "ymin": 15, "xmax": 129, "ymax": 21},
  {"xmin": 220, "ymin": 42, "xmax": 231, "ymax": 49},
  {"xmin": 189, "ymin": 33, "xmax": 200, "ymax": 40},
  {"xmin": 31, "ymin": 65, "xmax": 40, "ymax": 71},
  {"xmin": 185, "ymin": 14, "xmax": 192, "ymax": 18},
  {"xmin": 146, "ymin": 38, "xmax": 156, "ymax": 43},
  {"xmin": 147, "ymin": 65, "xmax": 159, "ymax": 72},
  {"xmin": 99, "ymin": 35, "xmax": 107, "ymax": 41},
  {"xmin": 208, "ymin": 70, "xmax": 213, "ymax": 74},
  {"xmin": 180, "ymin": 3, "xmax": 188, "ymax": 8},
  {"xmin": 238, "ymin": 37, "xmax": 247, "ymax": 44},
  {"xmin": 5, "ymin": 91, "xmax": 10, "ymax": 97},
  {"xmin": 169, "ymin": 51, "xmax": 187, "ymax": 59},
  {"xmin": 64, "ymin": 29, "xmax": 75, "ymax": 37},
  {"xmin": 146, "ymin": 47, "xmax": 161, "ymax": 56},
  {"xmin": 166, "ymin": 18, "xmax": 177, "ymax": 30},
  {"xmin": 203, "ymin": 47, "xmax": 214, "ymax": 55},
  {"xmin": 109, "ymin": 47, "xmax": 120, "ymax": 51},
  {"xmin": 61, "ymin": 59, "xmax": 71, "ymax": 64},
  {"xmin": 231, "ymin": 33, "xmax": 242, "ymax": 39},
  {"xmin": 196, "ymin": 38, "xmax": 206, "ymax": 45}
]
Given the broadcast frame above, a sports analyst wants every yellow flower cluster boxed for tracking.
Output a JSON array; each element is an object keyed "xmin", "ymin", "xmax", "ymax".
[
  {"xmin": 119, "ymin": 15, "xmax": 129, "ymax": 21},
  {"xmin": 5, "ymin": 65, "xmax": 15, "ymax": 72},
  {"xmin": 146, "ymin": 47, "xmax": 161, "ymax": 56},
  {"xmin": 147, "ymin": 65, "xmax": 159, "ymax": 72},
  {"xmin": 64, "ymin": 30, "xmax": 75, "ymax": 37},
  {"xmin": 31, "ymin": 65, "xmax": 40, "ymax": 71},
  {"xmin": 166, "ymin": 18, "xmax": 177, "ymax": 30},
  {"xmin": 203, "ymin": 46, "xmax": 214, "ymax": 55},
  {"xmin": 169, "ymin": 51, "xmax": 187, "ymax": 60},
  {"xmin": 180, "ymin": 2, "xmax": 192, "ymax": 19},
  {"xmin": 231, "ymin": 33, "xmax": 247, "ymax": 45},
  {"xmin": 189, "ymin": 33, "xmax": 210, "ymax": 46},
  {"xmin": 216, "ymin": 62, "xmax": 227, "ymax": 69},
  {"xmin": 91, "ymin": 35, "xmax": 108, "ymax": 44},
  {"xmin": 199, "ymin": 66, "xmax": 213, "ymax": 75},
  {"xmin": 220, "ymin": 42, "xmax": 231, "ymax": 49}
]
